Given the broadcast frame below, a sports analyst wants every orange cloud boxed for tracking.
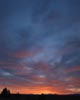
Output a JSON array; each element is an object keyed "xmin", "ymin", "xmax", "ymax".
[
  {"xmin": 65, "ymin": 66, "xmax": 80, "ymax": 73},
  {"xmin": 13, "ymin": 49, "xmax": 43, "ymax": 58},
  {"xmin": 31, "ymin": 74, "xmax": 46, "ymax": 82}
]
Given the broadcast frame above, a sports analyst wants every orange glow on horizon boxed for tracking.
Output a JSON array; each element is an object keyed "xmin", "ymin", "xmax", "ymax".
[
  {"xmin": 0, "ymin": 85, "xmax": 79, "ymax": 95},
  {"xmin": 0, "ymin": 86, "xmax": 61, "ymax": 95}
]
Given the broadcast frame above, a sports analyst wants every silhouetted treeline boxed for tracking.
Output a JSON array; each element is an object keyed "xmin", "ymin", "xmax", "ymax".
[{"xmin": 0, "ymin": 94, "xmax": 80, "ymax": 100}]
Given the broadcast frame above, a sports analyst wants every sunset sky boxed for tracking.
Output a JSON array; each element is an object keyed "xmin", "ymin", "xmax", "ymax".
[{"xmin": 0, "ymin": 0, "xmax": 80, "ymax": 94}]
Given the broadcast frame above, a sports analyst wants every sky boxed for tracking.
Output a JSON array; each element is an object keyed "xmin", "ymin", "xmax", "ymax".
[{"xmin": 0, "ymin": 0, "xmax": 80, "ymax": 94}]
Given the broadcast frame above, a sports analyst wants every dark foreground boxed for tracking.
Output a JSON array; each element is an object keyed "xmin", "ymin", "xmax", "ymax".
[{"xmin": 0, "ymin": 94, "xmax": 80, "ymax": 100}]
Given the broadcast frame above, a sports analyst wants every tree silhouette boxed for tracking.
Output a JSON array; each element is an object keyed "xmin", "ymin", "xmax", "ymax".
[{"xmin": 1, "ymin": 88, "xmax": 10, "ymax": 96}]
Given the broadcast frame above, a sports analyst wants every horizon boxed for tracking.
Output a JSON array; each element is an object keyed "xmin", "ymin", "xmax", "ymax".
[
  {"xmin": 0, "ymin": 87, "xmax": 80, "ymax": 95},
  {"xmin": 0, "ymin": 0, "xmax": 80, "ymax": 95}
]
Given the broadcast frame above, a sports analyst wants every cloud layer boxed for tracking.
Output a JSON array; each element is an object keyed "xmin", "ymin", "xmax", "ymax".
[{"xmin": 0, "ymin": 0, "xmax": 80, "ymax": 94}]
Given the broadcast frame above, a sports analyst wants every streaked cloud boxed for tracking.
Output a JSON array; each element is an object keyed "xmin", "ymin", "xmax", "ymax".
[{"xmin": 0, "ymin": 0, "xmax": 80, "ymax": 94}]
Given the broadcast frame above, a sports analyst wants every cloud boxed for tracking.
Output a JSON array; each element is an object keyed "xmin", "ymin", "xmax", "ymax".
[{"xmin": 0, "ymin": 0, "xmax": 80, "ymax": 94}]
